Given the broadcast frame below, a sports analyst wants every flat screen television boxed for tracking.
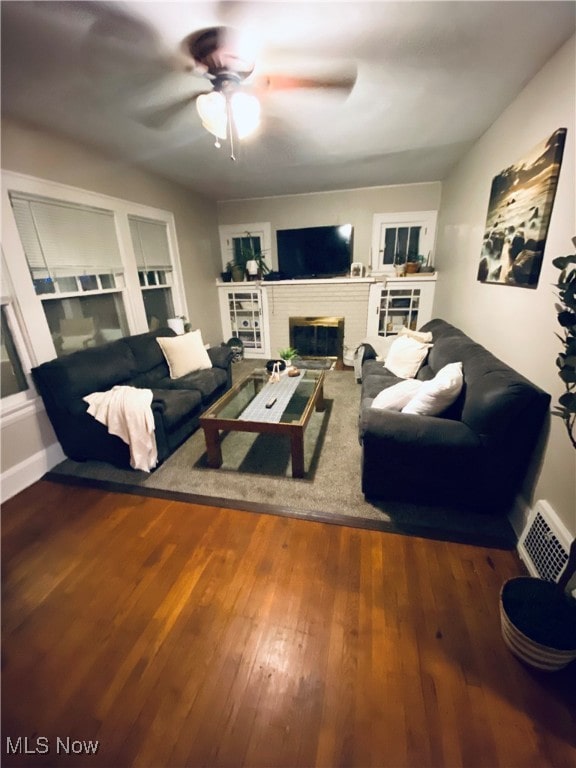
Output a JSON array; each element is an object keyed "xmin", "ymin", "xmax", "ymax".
[{"xmin": 276, "ymin": 224, "xmax": 353, "ymax": 279}]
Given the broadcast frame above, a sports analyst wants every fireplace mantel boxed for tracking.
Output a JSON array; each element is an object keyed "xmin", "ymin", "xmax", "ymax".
[{"xmin": 216, "ymin": 274, "xmax": 437, "ymax": 365}]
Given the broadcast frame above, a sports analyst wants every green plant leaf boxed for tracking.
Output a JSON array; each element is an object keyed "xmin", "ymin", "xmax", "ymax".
[
  {"xmin": 559, "ymin": 392, "xmax": 576, "ymax": 410},
  {"xmin": 559, "ymin": 369, "xmax": 576, "ymax": 383},
  {"xmin": 558, "ymin": 310, "xmax": 576, "ymax": 328},
  {"xmin": 553, "ymin": 254, "xmax": 576, "ymax": 269}
]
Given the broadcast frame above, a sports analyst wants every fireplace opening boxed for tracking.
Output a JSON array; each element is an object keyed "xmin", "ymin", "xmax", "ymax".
[{"xmin": 289, "ymin": 316, "xmax": 344, "ymax": 362}]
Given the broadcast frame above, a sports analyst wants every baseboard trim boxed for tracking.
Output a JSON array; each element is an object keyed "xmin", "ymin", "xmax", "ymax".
[{"xmin": 1, "ymin": 442, "xmax": 66, "ymax": 503}]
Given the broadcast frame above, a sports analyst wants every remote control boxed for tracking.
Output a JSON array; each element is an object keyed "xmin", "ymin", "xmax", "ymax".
[{"xmin": 265, "ymin": 397, "xmax": 277, "ymax": 409}]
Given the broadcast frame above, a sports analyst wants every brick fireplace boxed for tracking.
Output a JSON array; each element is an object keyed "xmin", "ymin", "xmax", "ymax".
[{"xmin": 263, "ymin": 278, "xmax": 372, "ymax": 365}]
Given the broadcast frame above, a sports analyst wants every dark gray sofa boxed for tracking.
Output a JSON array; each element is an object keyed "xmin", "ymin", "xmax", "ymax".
[
  {"xmin": 359, "ymin": 319, "xmax": 550, "ymax": 513},
  {"xmin": 32, "ymin": 328, "xmax": 233, "ymax": 469}
]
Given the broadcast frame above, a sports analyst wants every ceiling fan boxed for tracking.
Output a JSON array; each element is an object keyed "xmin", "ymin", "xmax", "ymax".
[{"xmin": 146, "ymin": 25, "xmax": 357, "ymax": 160}]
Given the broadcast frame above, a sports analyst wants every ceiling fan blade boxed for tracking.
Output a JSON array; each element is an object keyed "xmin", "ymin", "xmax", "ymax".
[
  {"xmin": 136, "ymin": 91, "xmax": 207, "ymax": 129},
  {"xmin": 253, "ymin": 70, "xmax": 357, "ymax": 94}
]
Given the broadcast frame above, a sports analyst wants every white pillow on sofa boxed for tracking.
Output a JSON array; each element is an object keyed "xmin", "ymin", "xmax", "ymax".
[
  {"xmin": 371, "ymin": 379, "xmax": 424, "ymax": 411},
  {"xmin": 399, "ymin": 327, "xmax": 433, "ymax": 344},
  {"xmin": 402, "ymin": 362, "xmax": 463, "ymax": 416},
  {"xmin": 384, "ymin": 336, "xmax": 433, "ymax": 379},
  {"xmin": 157, "ymin": 330, "xmax": 212, "ymax": 379}
]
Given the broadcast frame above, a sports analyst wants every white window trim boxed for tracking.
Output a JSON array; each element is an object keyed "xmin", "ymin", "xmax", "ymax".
[
  {"xmin": 2, "ymin": 170, "xmax": 188, "ymax": 371},
  {"xmin": 218, "ymin": 222, "xmax": 272, "ymax": 272},
  {"xmin": 0, "ymin": 298, "xmax": 38, "ymax": 420},
  {"xmin": 371, "ymin": 210, "xmax": 438, "ymax": 275}
]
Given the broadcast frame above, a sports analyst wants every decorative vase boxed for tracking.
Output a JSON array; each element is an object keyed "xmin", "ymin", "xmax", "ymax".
[{"xmin": 246, "ymin": 260, "xmax": 259, "ymax": 281}]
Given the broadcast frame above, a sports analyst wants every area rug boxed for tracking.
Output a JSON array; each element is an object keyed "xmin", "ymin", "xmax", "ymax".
[{"xmin": 46, "ymin": 368, "xmax": 516, "ymax": 549}]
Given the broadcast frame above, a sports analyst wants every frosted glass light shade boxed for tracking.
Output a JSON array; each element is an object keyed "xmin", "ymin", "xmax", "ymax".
[
  {"xmin": 196, "ymin": 92, "xmax": 227, "ymax": 140},
  {"xmin": 196, "ymin": 90, "xmax": 261, "ymax": 141}
]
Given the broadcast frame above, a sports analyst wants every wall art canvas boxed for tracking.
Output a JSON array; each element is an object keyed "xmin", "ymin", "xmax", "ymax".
[{"xmin": 478, "ymin": 127, "xmax": 566, "ymax": 289}]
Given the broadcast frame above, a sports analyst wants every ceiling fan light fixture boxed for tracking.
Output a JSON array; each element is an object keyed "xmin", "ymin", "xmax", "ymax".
[
  {"xmin": 196, "ymin": 89, "xmax": 261, "ymax": 146},
  {"xmin": 196, "ymin": 91, "xmax": 227, "ymax": 140},
  {"xmin": 230, "ymin": 91, "xmax": 261, "ymax": 139}
]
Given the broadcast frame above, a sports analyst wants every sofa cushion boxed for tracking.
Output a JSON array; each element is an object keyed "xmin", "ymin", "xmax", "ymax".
[
  {"xmin": 384, "ymin": 336, "xmax": 432, "ymax": 378},
  {"xmin": 371, "ymin": 379, "xmax": 424, "ymax": 411},
  {"xmin": 155, "ymin": 367, "xmax": 229, "ymax": 402},
  {"xmin": 123, "ymin": 327, "xmax": 174, "ymax": 374},
  {"xmin": 208, "ymin": 345, "xmax": 234, "ymax": 370},
  {"xmin": 151, "ymin": 389, "xmax": 203, "ymax": 433},
  {"xmin": 362, "ymin": 369, "xmax": 402, "ymax": 400},
  {"xmin": 398, "ymin": 327, "xmax": 433, "ymax": 343},
  {"xmin": 157, "ymin": 330, "xmax": 212, "ymax": 379},
  {"xmin": 33, "ymin": 338, "xmax": 137, "ymax": 403},
  {"xmin": 402, "ymin": 362, "xmax": 464, "ymax": 416}
]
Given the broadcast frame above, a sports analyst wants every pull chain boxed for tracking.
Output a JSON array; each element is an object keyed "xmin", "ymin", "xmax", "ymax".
[{"xmin": 226, "ymin": 95, "xmax": 236, "ymax": 161}]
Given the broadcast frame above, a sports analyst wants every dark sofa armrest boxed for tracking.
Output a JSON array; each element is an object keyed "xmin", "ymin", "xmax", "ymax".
[
  {"xmin": 208, "ymin": 345, "xmax": 233, "ymax": 370},
  {"xmin": 360, "ymin": 406, "xmax": 481, "ymax": 454},
  {"xmin": 360, "ymin": 343, "xmax": 377, "ymax": 362},
  {"xmin": 360, "ymin": 407, "xmax": 485, "ymax": 504}
]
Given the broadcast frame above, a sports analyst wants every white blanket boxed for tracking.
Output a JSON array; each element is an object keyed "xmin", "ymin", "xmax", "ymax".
[{"xmin": 84, "ymin": 386, "xmax": 157, "ymax": 472}]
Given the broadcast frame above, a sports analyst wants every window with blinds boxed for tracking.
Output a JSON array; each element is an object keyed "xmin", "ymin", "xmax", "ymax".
[
  {"xmin": 10, "ymin": 194, "xmax": 123, "ymax": 294},
  {"xmin": 9, "ymin": 192, "xmax": 129, "ymax": 356},
  {"xmin": 128, "ymin": 215, "xmax": 175, "ymax": 330}
]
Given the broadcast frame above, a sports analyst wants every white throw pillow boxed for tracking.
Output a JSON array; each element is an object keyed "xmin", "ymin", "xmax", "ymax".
[
  {"xmin": 371, "ymin": 379, "xmax": 424, "ymax": 411},
  {"xmin": 399, "ymin": 327, "xmax": 433, "ymax": 344},
  {"xmin": 402, "ymin": 362, "xmax": 464, "ymax": 416},
  {"xmin": 157, "ymin": 330, "xmax": 212, "ymax": 379},
  {"xmin": 384, "ymin": 336, "xmax": 433, "ymax": 379}
]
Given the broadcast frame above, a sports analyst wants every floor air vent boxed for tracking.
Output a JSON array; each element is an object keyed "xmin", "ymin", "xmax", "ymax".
[{"xmin": 518, "ymin": 500, "xmax": 573, "ymax": 583}]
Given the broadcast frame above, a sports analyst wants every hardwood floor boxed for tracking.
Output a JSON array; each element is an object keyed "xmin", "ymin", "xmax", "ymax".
[{"xmin": 2, "ymin": 480, "xmax": 575, "ymax": 768}]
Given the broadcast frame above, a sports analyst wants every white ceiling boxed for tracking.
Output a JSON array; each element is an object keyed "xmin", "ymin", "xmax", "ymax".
[{"xmin": 2, "ymin": 1, "xmax": 574, "ymax": 200}]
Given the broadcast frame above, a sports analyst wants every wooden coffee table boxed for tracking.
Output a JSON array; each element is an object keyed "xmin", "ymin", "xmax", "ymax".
[{"xmin": 200, "ymin": 368, "xmax": 326, "ymax": 478}]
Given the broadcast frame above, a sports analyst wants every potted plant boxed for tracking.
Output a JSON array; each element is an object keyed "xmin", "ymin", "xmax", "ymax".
[
  {"xmin": 231, "ymin": 260, "xmax": 246, "ymax": 282},
  {"xmin": 221, "ymin": 261, "xmax": 233, "ymax": 283},
  {"xmin": 393, "ymin": 251, "xmax": 406, "ymax": 277},
  {"xmin": 278, "ymin": 347, "xmax": 298, "ymax": 368},
  {"xmin": 232, "ymin": 232, "xmax": 270, "ymax": 282},
  {"xmin": 499, "ymin": 238, "xmax": 576, "ymax": 671},
  {"xmin": 405, "ymin": 252, "xmax": 422, "ymax": 274},
  {"xmin": 500, "ymin": 541, "xmax": 576, "ymax": 670},
  {"xmin": 552, "ymin": 238, "xmax": 576, "ymax": 449}
]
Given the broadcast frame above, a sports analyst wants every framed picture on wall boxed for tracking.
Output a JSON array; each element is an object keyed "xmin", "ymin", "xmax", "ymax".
[{"xmin": 477, "ymin": 127, "xmax": 566, "ymax": 289}]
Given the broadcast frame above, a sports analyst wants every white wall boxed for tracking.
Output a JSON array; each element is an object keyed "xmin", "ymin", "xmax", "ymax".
[
  {"xmin": 1, "ymin": 118, "xmax": 223, "ymax": 341},
  {"xmin": 217, "ymin": 183, "xmax": 442, "ymax": 270},
  {"xmin": 434, "ymin": 36, "xmax": 576, "ymax": 535},
  {"xmin": 0, "ymin": 117, "xmax": 222, "ymax": 491}
]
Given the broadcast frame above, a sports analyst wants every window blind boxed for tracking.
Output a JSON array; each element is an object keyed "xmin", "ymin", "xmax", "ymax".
[
  {"xmin": 10, "ymin": 194, "xmax": 122, "ymax": 277},
  {"xmin": 129, "ymin": 216, "xmax": 172, "ymax": 271}
]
